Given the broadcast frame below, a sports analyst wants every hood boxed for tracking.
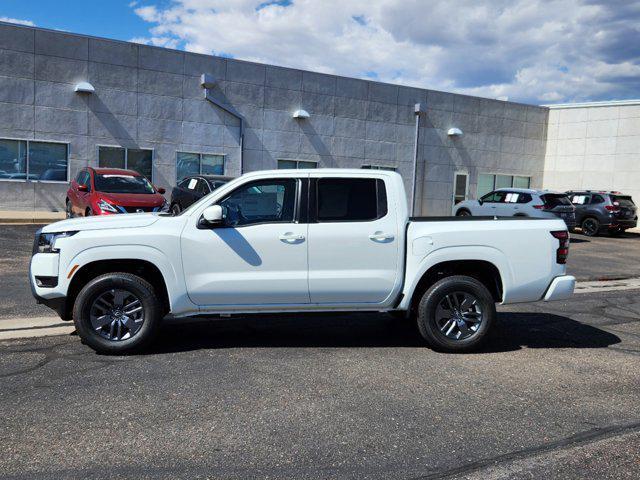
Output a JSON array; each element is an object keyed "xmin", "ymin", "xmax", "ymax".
[
  {"xmin": 42, "ymin": 213, "xmax": 161, "ymax": 233},
  {"xmin": 98, "ymin": 192, "xmax": 165, "ymax": 207}
]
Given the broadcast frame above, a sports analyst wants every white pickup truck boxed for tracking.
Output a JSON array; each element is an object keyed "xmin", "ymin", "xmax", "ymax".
[{"xmin": 30, "ymin": 169, "xmax": 575, "ymax": 354}]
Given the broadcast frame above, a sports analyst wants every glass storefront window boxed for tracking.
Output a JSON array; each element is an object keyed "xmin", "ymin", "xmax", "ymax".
[
  {"xmin": 0, "ymin": 138, "xmax": 68, "ymax": 182},
  {"xmin": 0, "ymin": 139, "xmax": 27, "ymax": 180},
  {"xmin": 177, "ymin": 152, "xmax": 225, "ymax": 181},
  {"xmin": 201, "ymin": 154, "xmax": 225, "ymax": 175},
  {"xmin": 98, "ymin": 146, "xmax": 126, "ymax": 169},
  {"xmin": 127, "ymin": 149, "xmax": 153, "ymax": 180},
  {"xmin": 277, "ymin": 160, "xmax": 318, "ymax": 169},
  {"xmin": 477, "ymin": 173, "xmax": 532, "ymax": 197},
  {"xmin": 98, "ymin": 146, "xmax": 153, "ymax": 180}
]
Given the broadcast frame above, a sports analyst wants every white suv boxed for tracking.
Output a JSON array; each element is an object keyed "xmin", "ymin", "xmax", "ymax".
[{"xmin": 454, "ymin": 188, "xmax": 577, "ymax": 228}]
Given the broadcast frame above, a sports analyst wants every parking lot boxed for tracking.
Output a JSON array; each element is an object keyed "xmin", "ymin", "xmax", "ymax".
[{"xmin": 1, "ymin": 224, "xmax": 640, "ymax": 479}]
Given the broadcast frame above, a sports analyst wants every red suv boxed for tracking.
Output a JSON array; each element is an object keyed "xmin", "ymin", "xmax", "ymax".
[{"xmin": 66, "ymin": 168, "xmax": 168, "ymax": 217}]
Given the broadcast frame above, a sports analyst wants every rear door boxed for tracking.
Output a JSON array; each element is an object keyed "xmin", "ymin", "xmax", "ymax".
[
  {"xmin": 569, "ymin": 193, "xmax": 590, "ymax": 223},
  {"xmin": 307, "ymin": 174, "xmax": 399, "ymax": 304}
]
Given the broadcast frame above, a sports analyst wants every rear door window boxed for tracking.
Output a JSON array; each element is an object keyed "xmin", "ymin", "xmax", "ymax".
[
  {"xmin": 317, "ymin": 178, "xmax": 387, "ymax": 222},
  {"xmin": 570, "ymin": 194, "xmax": 590, "ymax": 205},
  {"xmin": 590, "ymin": 195, "xmax": 604, "ymax": 204}
]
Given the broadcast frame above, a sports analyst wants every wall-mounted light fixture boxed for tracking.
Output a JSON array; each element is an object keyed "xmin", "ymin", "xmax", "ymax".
[
  {"xmin": 74, "ymin": 81, "xmax": 95, "ymax": 94},
  {"xmin": 293, "ymin": 109, "xmax": 310, "ymax": 119},
  {"xmin": 447, "ymin": 127, "xmax": 463, "ymax": 137}
]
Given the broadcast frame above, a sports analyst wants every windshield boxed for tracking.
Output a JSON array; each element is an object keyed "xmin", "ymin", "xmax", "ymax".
[{"xmin": 94, "ymin": 174, "xmax": 155, "ymax": 194}]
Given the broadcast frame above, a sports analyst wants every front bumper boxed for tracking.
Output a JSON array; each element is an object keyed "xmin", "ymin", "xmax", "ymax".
[
  {"xmin": 30, "ymin": 253, "xmax": 70, "ymax": 320},
  {"xmin": 543, "ymin": 275, "xmax": 575, "ymax": 302}
]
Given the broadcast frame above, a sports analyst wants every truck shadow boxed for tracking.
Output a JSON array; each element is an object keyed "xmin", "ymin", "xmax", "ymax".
[{"xmin": 146, "ymin": 312, "xmax": 620, "ymax": 354}]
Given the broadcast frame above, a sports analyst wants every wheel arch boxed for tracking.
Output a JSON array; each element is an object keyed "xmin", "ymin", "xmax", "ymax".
[
  {"xmin": 65, "ymin": 259, "xmax": 171, "ymax": 321},
  {"xmin": 403, "ymin": 258, "xmax": 504, "ymax": 315}
]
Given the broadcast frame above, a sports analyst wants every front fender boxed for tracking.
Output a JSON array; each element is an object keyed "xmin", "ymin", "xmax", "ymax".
[
  {"xmin": 398, "ymin": 245, "xmax": 512, "ymax": 310},
  {"xmin": 61, "ymin": 245, "xmax": 195, "ymax": 315}
]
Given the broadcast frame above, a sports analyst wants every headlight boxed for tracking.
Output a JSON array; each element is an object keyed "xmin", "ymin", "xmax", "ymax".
[
  {"xmin": 33, "ymin": 231, "xmax": 78, "ymax": 255},
  {"xmin": 97, "ymin": 199, "xmax": 118, "ymax": 213}
]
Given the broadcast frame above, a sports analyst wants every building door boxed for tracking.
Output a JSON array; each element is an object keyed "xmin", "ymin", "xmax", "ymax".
[{"xmin": 453, "ymin": 172, "xmax": 468, "ymax": 205}]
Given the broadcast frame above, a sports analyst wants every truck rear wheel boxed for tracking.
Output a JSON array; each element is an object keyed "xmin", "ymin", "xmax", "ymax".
[
  {"xmin": 72, "ymin": 272, "xmax": 162, "ymax": 354},
  {"xmin": 416, "ymin": 275, "xmax": 495, "ymax": 352}
]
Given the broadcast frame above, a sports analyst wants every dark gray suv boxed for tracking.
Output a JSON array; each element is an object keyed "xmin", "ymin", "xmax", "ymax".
[{"xmin": 567, "ymin": 191, "xmax": 638, "ymax": 236}]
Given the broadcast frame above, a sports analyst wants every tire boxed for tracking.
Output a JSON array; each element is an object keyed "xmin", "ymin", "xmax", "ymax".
[
  {"xmin": 85, "ymin": 208, "xmax": 93, "ymax": 217},
  {"xmin": 456, "ymin": 209, "xmax": 471, "ymax": 217},
  {"xmin": 171, "ymin": 203, "xmax": 181, "ymax": 216},
  {"xmin": 72, "ymin": 272, "xmax": 163, "ymax": 354},
  {"xmin": 416, "ymin": 275, "xmax": 496, "ymax": 352},
  {"xmin": 65, "ymin": 199, "xmax": 73, "ymax": 219},
  {"xmin": 581, "ymin": 217, "xmax": 600, "ymax": 237}
]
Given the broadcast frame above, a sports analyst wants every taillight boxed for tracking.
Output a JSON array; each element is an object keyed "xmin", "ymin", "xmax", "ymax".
[
  {"xmin": 533, "ymin": 204, "xmax": 545, "ymax": 210},
  {"xmin": 551, "ymin": 230, "xmax": 569, "ymax": 264},
  {"xmin": 605, "ymin": 204, "xmax": 620, "ymax": 212}
]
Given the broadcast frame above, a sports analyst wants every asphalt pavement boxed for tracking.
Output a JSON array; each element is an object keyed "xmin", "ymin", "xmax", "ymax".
[{"xmin": 1, "ymin": 289, "xmax": 639, "ymax": 479}]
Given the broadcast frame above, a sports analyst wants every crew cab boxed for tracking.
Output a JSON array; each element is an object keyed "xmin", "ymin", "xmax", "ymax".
[{"xmin": 30, "ymin": 169, "xmax": 575, "ymax": 354}]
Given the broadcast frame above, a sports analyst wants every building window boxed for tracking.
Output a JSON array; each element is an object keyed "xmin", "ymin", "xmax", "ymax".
[
  {"xmin": 177, "ymin": 152, "xmax": 225, "ymax": 181},
  {"xmin": 361, "ymin": 165, "xmax": 397, "ymax": 171},
  {"xmin": 477, "ymin": 173, "xmax": 531, "ymax": 197},
  {"xmin": 277, "ymin": 159, "xmax": 318, "ymax": 169},
  {"xmin": 98, "ymin": 146, "xmax": 154, "ymax": 180},
  {"xmin": 453, "ymin": 172, "xmax": 469, "ymax": 205},
  {"xmin": 0, "ymin": 138, "xmax": 68, "ymax": 182}
]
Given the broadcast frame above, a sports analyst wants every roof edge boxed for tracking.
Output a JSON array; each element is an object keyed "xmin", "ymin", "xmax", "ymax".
[{"xmin": 543, "ymin": 99, "xmax": 640, "ymax": 109}]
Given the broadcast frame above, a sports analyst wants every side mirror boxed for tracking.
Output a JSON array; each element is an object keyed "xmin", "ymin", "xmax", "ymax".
[
  {"xmin": 77, "ymin": 184, "xmax": 88, "ymax": 192},
  {"xmin": 202, "ymin": 205, "xmax": 224, "ymax": 224},
  {"xmin": 478, "ymin": 199, "xmax": 483, "ymax": 205},
  {"xmin": 156, "ymin": 187, "xmax": 166, "ymax": 195}
]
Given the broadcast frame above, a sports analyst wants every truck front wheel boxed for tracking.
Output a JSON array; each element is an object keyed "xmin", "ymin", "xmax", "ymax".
[
  {"xmin": 72, "ymin": 272, "xmax": 162, "ymax": 354},
  {"xmin": 416, "ymin": 275, "xmax": 496, "ymax": 352}
]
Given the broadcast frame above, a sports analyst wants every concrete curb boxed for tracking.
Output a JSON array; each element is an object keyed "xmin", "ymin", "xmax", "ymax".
[
  {"xmin": 0, "ymin": 210, "xmax": 65, "ymax": 224},
  {"xmin": 0, "ymin": 316, "xmax": 74, "ymax": 340}
]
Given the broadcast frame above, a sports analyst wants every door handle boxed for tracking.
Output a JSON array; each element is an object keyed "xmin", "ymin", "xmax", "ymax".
[
  {"xmin": 279, "ymin": 232, "xmax": 305, "ymax": 242},
  {"xmin": 369, "ymin": 232, "xmax": 394, "ymax": 242}
]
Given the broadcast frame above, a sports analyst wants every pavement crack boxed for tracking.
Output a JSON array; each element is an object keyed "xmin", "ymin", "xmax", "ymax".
[{"xmin": 410, "ymin": 420, "xmax": 640, "ymax": 480}]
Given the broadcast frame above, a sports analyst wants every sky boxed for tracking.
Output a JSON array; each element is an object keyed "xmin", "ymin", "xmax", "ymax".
[{"xmin": 2, "ymin": 0, "xmax": 640, "ymax": 105}]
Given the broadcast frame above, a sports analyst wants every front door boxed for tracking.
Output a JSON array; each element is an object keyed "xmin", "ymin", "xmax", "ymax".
[
  {"xmin": 307, "ymin": 174, "xmax": 400, "ymax": 304},
  {"xmin": 181, "ymin": 176, "xmax": 309, "ymax": 306}
]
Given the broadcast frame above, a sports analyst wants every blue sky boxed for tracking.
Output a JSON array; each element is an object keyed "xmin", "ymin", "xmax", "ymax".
[{"xmin": 2, "ymin": 0, "xmax": 640, "ymax": 104}]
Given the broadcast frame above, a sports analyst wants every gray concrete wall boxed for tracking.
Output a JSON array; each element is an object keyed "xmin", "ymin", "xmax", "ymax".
[
  {"xmin": 0, "ymin": 22, "xmax": 549, "ymax": 214},
  {"xmin": 543, "ymin": 103, "xmax": 640, "ymax": 203}
]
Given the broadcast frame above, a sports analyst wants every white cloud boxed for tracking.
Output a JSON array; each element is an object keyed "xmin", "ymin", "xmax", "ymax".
[
  {"xmin": 132, "ymin": 0, "xmax": 640, "ymax": 104},
  {"xmin": 0, "ymin": 16, "xmax": 35, "ymax": 27}
]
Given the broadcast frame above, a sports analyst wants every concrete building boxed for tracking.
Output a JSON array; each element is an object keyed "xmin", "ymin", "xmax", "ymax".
[
  {"xmin": 0, "ymin": 21, "xmax": 556, "ymax": 215},
  {"xmin": 543, "ymin": 100, "xmax": 640, "ymax": 203}
]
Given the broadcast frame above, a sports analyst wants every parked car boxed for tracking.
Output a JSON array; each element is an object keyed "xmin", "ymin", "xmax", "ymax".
[
  {"xmin": 32, "ymin": 169, "xmax": 574, "ymax": 354},
  {"xmin": 169, "ymin": 175, "xmax": 233, "ymax": 215},
  {"xmin": 566, "ymin": 190, "xmax": 638, "ymax": 236},
  {"xmin": 66, "ymin": 167, "xmax": 168, "ymax": 217},
  {"xmin": 454, "ymin": 188, "xmax": 576, "ymax": 228}
]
